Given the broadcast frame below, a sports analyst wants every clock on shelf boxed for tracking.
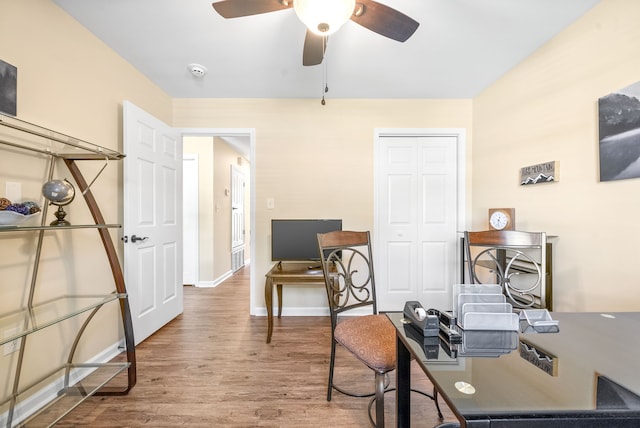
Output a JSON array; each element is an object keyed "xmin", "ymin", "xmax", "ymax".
[{"xmin": 488, "ymin": 208, "xmax": 515, "ymax": 231}]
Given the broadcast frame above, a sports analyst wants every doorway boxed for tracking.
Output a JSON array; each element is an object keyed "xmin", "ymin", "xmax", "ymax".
[{"xmin": 182, "ymin": 132, "xmax": 254, "ymax": 290}]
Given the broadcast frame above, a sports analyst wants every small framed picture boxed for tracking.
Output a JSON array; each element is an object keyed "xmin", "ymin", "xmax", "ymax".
[
  {"xmin": 520, "ymin": 161, "xmax": 558, "ymax": 185},
  {"xmin": 0, "ymin": 59, "xmax": 17, "ymax": 116}
]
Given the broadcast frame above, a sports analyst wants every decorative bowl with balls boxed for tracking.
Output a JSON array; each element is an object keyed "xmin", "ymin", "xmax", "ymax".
[{"xmin": 0, "ymin": 197, "xmax": 41, "ymax": 226}]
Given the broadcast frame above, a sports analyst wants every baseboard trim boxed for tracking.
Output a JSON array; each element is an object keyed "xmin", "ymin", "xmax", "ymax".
[
  {"xmin": 193, "ymin": 270, "xmax": 234, "ymax": 288},
  {"xmin": 252, "ymin": 306, "xmax": 371, "ymax": 317}
]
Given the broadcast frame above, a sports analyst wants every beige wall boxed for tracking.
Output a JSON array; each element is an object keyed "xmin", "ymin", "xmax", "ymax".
[
  {"xmin": 473, "ymin": 0, "xmax": 640, "ymax": 311},
  {"xmin": 173, "ymin": 99, "xmax": 473, "ymax": 311}
]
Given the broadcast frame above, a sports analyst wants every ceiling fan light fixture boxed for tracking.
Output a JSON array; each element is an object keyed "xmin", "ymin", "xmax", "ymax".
[{"xmin": 294, "ymin": 0, "xmax": 356, "ymax": 36}]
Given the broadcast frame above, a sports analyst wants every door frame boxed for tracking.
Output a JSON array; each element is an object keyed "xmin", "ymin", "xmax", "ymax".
[
  {"xmin": 179, "ymin": 128, "xmax": 256, "ymax": 310},
  {"xmin": 373, "ymin": 128, "xmax": 468, "ymax": 303}
]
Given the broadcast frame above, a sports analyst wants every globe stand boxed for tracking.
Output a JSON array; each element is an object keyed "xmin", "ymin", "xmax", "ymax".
[
  {"xmin": 42, "ymin": 178, "xmax": 75, "ymax": 227},
  {"xmin": 50, "ymin": 205, "xmax": 71, "ymax": 226}
]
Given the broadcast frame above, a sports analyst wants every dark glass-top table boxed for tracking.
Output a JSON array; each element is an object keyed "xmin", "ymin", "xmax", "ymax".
[{"xmin": 387, "ymin": 311, "xmax": 640, "ymax": 427}]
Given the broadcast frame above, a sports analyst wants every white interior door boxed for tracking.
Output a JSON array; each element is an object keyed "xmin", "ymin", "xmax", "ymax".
[
  {"xmin": 183, "ymin": 154, "xmax": 199, "ymax": 285},
  {"xmin": 123, "ymin": 101, "xmax": 183, "ymax": 345},
  {"xmin": 375, "ymin": 131, "xmax": 464, "ymax": 312},
  {"xmin": 231, "ymin": 165, "xmax": 245, "ymax": 271}
]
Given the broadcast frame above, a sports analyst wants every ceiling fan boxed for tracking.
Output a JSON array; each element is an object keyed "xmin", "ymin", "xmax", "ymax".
[{"xmin": 211, "ymin": 0, "xmax": 419, "ymax": 66}]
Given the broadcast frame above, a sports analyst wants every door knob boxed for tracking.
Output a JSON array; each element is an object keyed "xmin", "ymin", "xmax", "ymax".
[{"xmin": 130, "ymin": 234, "xmax": 149, "ymax": 243}]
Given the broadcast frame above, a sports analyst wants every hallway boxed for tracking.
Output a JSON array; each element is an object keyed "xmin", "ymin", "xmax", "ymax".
[{"xmin": 59, "ymin": 266, "xmax": 453, "ymax": 427}]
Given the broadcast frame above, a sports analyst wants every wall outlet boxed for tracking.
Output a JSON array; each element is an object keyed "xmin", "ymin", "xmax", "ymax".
[{"xmin": 3, "ymin": 328, "xmax": 20, "ymax": 356}]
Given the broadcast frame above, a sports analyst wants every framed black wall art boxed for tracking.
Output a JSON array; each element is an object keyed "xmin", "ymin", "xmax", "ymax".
[
  {"xmin": 0, "ymin": 59, "xmax": 17, "ymax": 116},
  {"xmin": 598, "ymin": 81, "xmax": 640, "ymax": 182}
]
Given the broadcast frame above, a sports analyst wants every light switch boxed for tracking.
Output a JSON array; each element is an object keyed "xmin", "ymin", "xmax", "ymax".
[{"xmin": 266, "ymin": 198, "xmax": 275, "ymax": 210}]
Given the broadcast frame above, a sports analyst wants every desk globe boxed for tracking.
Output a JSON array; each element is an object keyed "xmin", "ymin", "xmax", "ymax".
[{"xmin": 42, "ymin": 179, "xmax": 75, "ymax": 226}]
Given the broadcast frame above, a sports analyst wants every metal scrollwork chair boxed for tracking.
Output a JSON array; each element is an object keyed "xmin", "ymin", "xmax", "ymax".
[
  {"xmin": 317, "ymin": 230, "xmax": 442, "ymax": 427},
  {"xmin": 464, "ymin": 230, "xmax": 549, "ymax": 310}
]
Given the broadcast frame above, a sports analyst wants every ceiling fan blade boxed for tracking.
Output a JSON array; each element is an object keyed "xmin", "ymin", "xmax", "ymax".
[
  {"xmin": 212, "ymin": 0, "xmax": 292, "ymax": 19},
  {"xmin": 350, "ymin": 0, "xmax": 419, "ymax": 42},
  {"xmin": 302, "ymin": 30, "xmax": 326, "ymax": 66}
]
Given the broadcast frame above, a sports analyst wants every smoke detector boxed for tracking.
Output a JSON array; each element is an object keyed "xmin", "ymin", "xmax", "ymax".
[{"xmin": 187, "ymin": 63, "xmax": 207, "ymax": 77}]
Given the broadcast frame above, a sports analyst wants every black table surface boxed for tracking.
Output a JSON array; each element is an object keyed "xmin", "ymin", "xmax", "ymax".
[{"xmin": 387, "ymin": 311, "xmax": 640, "ymax": 421}]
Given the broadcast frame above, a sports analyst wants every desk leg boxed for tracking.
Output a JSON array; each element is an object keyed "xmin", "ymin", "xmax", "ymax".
[
  {"xmin": 396, "ymin": 334, "xmax": 411, "ymax": 428},
  {"xmin": 277, "ymin": 284, "xmax": 283, "ymax": 318},
  {"xmin": 265, "ymin": 277, "xmax": 273, "ymax": 344}
]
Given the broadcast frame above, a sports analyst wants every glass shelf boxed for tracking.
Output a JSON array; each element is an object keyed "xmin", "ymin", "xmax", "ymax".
[
  {"xmin": 1, "ymin": 113, "xmax": 136, "ymax": 427},
  {"xmin": 0, "ymin": 113, "xmax": 123, "ymax": 160},
  {"xmin": 3, "ymin": 362, "xmax": 130, "ymax": 427},
  {"xmin": 0, "ymin": 224, "xmax": 122, "ymax": 233},
  {"xmin": 0, "ymin": 294, "xmax": 125, "ymax": 346}
]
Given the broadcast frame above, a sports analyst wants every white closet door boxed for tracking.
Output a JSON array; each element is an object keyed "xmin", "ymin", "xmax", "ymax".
[{"xmin": 376, "ymin": 133, "xmax": 461, "ymax": 312}]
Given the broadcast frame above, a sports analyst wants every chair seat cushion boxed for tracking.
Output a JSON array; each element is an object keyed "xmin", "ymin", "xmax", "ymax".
[{"xmin": 334, "ymin": 314, "xmax": 396, "ymax": 373}]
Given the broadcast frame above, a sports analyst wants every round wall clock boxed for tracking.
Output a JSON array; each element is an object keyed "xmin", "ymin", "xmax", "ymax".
[{"xmin": 488, "ymin": 208, "xmax": 515, "ymax": 231}]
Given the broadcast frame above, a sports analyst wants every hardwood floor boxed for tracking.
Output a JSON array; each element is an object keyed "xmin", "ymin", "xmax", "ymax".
[{"xmin": 58, "ymin": 265, "xmax": 456, "ymax": 427}]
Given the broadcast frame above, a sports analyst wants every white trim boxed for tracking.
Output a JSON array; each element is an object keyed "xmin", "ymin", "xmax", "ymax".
[
  {"xmin": 253, "ymin": 307, "xmax": 330, "ymax": 317},
  {"xmin": 193, "ymin": 270, "xmax": 234, "ymax": 288},
  {"xmin": 253, "ymin": 306, "xmax": 372, "ymax": 317},
  {"xmin": 213, "ymin": 270, "xmax": 233, "ymax": 286},
  {"xmin": 194, "ymin": 281, "xmax": 216, "ymax": 288}
]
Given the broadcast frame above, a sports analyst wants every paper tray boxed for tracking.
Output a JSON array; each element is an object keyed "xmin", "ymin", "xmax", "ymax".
[
  {"xmin": 459, "ymin": 302, "xmax": 512, "ymax": 328},
  {"xmin": 462, "ymin": 312, "xmax": 519, "ymax": 331},
  {"xmin": 452, "ymin": 284, "xmax": 502, "ymax": 318},
  {"xmin": 462, "ymin": 330, "xmax": 518, "ymax": 351},
  {"xmin": 520, "ymin": 309, "xmax": 559, "ymax": 333},
  {"xmin": 456, "ymin": 293, "xmax": 505, "ymax": 322}
]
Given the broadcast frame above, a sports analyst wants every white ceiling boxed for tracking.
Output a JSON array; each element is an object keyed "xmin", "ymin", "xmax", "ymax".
[{"xmin": 53, "ymin": 0, "xmax": 601, "ymax": 100}]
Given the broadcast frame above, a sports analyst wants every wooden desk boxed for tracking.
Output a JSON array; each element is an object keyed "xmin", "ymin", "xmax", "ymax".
[{"xmin": 264, "ymin": 262, "xmax": 327, "ymax": 343}]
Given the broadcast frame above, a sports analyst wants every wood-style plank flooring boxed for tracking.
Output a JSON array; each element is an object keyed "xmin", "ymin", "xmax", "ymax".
[{"xmin": 58, "ymin": 266, "xmax": 456, "ymax": 427}]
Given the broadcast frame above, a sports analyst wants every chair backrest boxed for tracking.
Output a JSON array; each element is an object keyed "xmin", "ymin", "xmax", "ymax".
[
  {"xmin": 464, "ymin": 230, "xmax": 548, "ymax": 309},
  {"xmin": 317, "ymin": 231, "xmax": 377, "ymax": 323}
]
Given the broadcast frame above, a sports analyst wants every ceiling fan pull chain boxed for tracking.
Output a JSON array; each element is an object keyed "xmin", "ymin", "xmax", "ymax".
[
  {"xmin": 321, "ymin": 37, "xmax": 328, "ymax": 105},
  {"xmin": 320, "ymin": 59, "xmax": 324, "ymax": 105}
]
